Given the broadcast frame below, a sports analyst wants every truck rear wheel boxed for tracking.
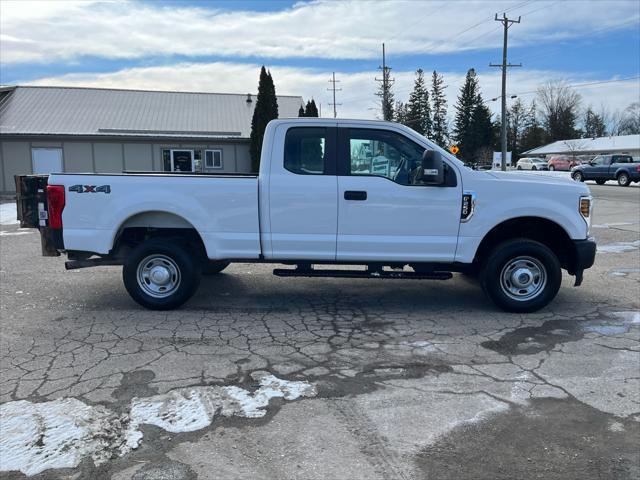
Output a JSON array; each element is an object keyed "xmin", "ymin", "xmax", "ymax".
[
  {"xmin": 617, "ymin": 172, "xmax": 630, "ymax": 187},
  {"xmin": 123, "ymin": 239, "xmax": 201, "ymax": 310},
  {"xmin": 481, "ymin": 238, "xmax": 561, "ymax": 313}
]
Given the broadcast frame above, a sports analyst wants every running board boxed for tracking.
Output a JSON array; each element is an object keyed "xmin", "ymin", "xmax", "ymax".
[{"xmin": 273, "ymin": 268, "xmax": 452, "ymax": 280}]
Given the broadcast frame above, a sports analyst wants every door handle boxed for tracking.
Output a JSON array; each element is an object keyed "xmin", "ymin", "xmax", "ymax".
[{"xmin": 344, "ymin": 190, "xmax": 367, "ymax": 201}]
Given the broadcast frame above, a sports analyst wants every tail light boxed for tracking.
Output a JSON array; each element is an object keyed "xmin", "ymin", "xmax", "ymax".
[
  {"xmin": 46, "ymin": 185, "xmax": 65, "ymax": 229},
  {"xmin": 636, "ymin": 164, "xmax": 640, "ymax": 173}
]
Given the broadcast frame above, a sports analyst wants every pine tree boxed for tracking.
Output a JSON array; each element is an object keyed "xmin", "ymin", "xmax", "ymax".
[
  {"xmin": 375, "ymin": 67, "xmax": 395, "ymax": 121},
  {"xmin": 304, "ymin": 99, "xmax": 319, "ymax": 117},
  {"xmin": 405, "ymin": 69, "xmax": 431, "ymax": 136},
  {"xmin": 583, "ymin": 107, "xmax": 607, "ymax": 138},
  {"xmin": 507, "ymin": 98, "xmax": 527, "ymax": 159},
  {"xmin": 453, "ymin": 69, "xmax": 481, "ymax": 162},
  {"xmin": 250, "ymin": 67, "xmax": 279, "ymax": 172},
  {"xmin": 430, "ymin": 70, "xmax": 448, "ymax": 148},
  {"xmin": 394, "ymin": 101, "xmax": 408, "ymax": 124},
  {"xmin": 520, "ymin": 101, "xmax": 546, "ymax": 154},
  {"xmin": 298, "ymin": 105, "xmax": 305, "ymax": 117}
]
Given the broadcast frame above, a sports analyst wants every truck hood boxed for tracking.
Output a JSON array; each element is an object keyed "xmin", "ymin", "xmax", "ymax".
[{"xmin": 482, "ymin": 170, "xmax": 586, "ymax": 190}]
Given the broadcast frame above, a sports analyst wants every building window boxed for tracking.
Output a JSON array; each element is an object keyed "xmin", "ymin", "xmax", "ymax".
[
  {"xmin": 205, "ymin": 149, "xmax": 223, "ymax": 169},
  {"xmin": 31, "ymin": 148, "xmax": 63, "ymax": 174}
]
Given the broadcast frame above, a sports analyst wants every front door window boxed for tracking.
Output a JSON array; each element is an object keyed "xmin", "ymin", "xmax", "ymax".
[{"xmin": 171, "ymin": 150, "xmax": 194, "ymax": 172}]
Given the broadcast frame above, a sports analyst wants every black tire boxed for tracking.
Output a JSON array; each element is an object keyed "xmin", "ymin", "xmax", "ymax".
[
  {"xmin": 203, "ymin": 260, "xmax": 230, "ymax": 275},
  {"xmin": 480, "ymin": 238, "xmax": 561, "ymax": 313},
  {"xmin": 572, "ymin": 171, "xmax": 584, "ymax": 182},
  {"xmin": 617, "ymin": 172, "xmax": 631, "ymax": 187},
  {"xmin": 595, "ymin": 179, "xmax": 606, "ymax": 185},
  {"xmin": 516, "ymin": 165, "xmax": 522, "ymax": 170},
  {"xmin": 531, "ymin": 166, "xmax": 537, "ymax": 171},
  {"xmin": 123, "ymin": 239, "xmax": 201, "ymax": 310},
  {"xmin": 549, "ymin": 165, "xmax": 555, "ymax": 171}
]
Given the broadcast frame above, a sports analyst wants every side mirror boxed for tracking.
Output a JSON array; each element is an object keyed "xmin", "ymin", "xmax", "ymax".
[{"xmin": 419, "ymin": 150, "xmax": 445, "ymax": 185}]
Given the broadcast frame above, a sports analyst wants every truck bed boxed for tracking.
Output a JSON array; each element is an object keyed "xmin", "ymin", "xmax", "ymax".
[{"xmin": 43, "ymin": 172, "xmax": 261, "ymax": 260}]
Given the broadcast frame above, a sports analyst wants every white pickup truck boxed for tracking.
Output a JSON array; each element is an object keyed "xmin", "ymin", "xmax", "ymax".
[{"xmin": 15, "ymin": 118, "xmax": 596, "ymax": 312}]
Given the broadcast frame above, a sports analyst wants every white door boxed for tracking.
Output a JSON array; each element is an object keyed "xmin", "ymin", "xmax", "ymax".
[
  {"xmin": 337, "ymin": 127, "xmax": 461, "ymax": 262},
  {"xmin": 267, "ymin": 125, "xmax": 338, "ymax": 260},
  {"xmin": 32, "ymin": 148, "xmax": 63, "ymax": 174}
]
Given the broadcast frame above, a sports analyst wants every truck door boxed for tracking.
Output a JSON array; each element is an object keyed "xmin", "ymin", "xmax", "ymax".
[
  {"xmin": 267, "ymin": 125, "xmax": 338, "ymax": 260},
  {"xmin": 336, "ymin": 127, "xmax": 461, "ymax": 262},
  {"xmin": 589, "ymin": 155, "xmax": 610, "ymax": 180}
]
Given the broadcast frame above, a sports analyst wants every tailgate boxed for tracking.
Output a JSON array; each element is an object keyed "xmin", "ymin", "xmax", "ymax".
[{"xmin": 14, "ymin": 174, "xmax": 61, "ymax": 256}]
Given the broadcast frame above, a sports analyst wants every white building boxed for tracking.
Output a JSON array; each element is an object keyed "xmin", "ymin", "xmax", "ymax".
[{"xmin": 523, "ymin": 134, "xmax": 640, "ymax": 158}]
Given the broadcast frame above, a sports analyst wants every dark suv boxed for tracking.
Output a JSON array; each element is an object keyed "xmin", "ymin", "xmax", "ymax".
[{"xmin": 571, "ymin": 154, "xmax": 639, "ymax": 186}]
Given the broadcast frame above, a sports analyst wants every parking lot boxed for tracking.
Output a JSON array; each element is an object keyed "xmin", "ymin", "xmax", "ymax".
[{"xmin": 1, "ymin": 183, "xmax": 639, "ymax": 479}]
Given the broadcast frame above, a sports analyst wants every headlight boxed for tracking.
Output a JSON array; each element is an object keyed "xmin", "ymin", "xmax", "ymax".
[{"xmin": 579, "ymin": 196, "xmax": 592, "ymax": 232}]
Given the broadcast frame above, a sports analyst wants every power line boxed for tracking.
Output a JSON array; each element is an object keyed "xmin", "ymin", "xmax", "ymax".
[
  {"xmin": 327, "ymin": 71, "xmax": 342, "ymax": 118},
  {"xmin": 490, "ymin": 13, "xmax": 522, "ymax": 171},
  {"xmin": 506, "ymin": 76, "xmax": 640, "ymax": 98}
]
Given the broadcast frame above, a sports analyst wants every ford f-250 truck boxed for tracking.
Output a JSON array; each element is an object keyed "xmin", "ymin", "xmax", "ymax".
[{"xmin": 15, "ymin": 118, "xmax": 596, "ymax": 313}]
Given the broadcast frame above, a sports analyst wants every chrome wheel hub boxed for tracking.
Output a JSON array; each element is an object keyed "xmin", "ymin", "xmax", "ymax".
[
  {"xmin": 500, "ymin": 256, "xmax": 547, "ymax": 301},
  {"xmin": 137, "ymin": 254, "xmax": 181, "ymax": 298}
]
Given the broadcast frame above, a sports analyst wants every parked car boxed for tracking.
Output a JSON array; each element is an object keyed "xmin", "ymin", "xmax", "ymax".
[
  {"xmin": 516, "ymin": 157, "xmax": 549, "ymax": 170},
  {"xmin": 548, "ymin": 155, "xmax": 579, "ymax": 171},
  {"xmin": 571, "ymin": 154, "xmax": 640, "ymax": 186},
  {"xmin": 15, "ymin": 118, "xmax": 596, "ymax": 313}
]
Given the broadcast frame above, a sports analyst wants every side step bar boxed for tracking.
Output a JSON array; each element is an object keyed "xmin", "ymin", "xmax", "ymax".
[{"xmin": 273, "ymin": 267, "xmax": 452, "ymax": 280}]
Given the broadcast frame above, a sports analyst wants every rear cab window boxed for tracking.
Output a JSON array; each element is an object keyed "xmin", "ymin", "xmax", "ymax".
[{"xmin": 284, "ymin": 127, "xmax": 332, "ymax": 175}]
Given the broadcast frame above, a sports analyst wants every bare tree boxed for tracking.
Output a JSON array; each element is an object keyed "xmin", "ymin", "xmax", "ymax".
[
  {"xmin": 619, "ymin": 102, "xmax": 640, "ymax": 135},
  {"xmin": 562, "ymin": 139, "xmax": 589, "ymax": 161},
  {"xmin": 537, "ymin": 81, "xmax": 582, "ymax": 142}
]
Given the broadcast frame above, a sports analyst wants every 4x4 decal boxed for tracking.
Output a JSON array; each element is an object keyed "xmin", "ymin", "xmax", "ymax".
[{"xmin": 68, "ymin": 184, "xmax": 111, "ymax": 194}]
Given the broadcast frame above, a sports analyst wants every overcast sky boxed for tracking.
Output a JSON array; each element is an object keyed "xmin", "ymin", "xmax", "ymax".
[{"xmin": 1, "ymin": 0, "xmax": 638, "ymax": 120}]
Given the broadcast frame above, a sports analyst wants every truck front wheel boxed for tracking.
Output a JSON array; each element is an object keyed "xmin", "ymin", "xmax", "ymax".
[
  {"xmin": 123, "ymin": 239, "xmax": 201, "ymax": 310},
  {"xmin": 481, "ymin": 239, "xmax": 561, "ymax": 313}
]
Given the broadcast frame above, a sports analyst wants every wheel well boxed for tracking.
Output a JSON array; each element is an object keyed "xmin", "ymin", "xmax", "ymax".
[
  {"xmin": 112, "ymin": 212, "xmax": 207, "ymax": 261},
  {"xmin": 474, "ymin": 217, "xmax": 576, "ymax": 272}
]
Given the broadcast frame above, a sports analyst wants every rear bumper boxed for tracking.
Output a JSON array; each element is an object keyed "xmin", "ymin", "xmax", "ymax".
[{"xmin": 571, "ymin": 237, "xmax": 596, "ymax": 286}]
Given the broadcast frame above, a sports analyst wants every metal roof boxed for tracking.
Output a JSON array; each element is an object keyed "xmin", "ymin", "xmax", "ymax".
[
  {"xmin": 523, "ymin": 134, "xmax": 640, "ymax": 156},
  {"xmin": 0, "ymin": 86, "xmax": 303, "ymax": 139}
]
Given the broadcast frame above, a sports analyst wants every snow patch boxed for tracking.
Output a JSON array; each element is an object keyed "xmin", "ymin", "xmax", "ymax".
[
  {"xmin": 610, "ymin": 311, "xmax": 640, "ymax": 324},
  {"xmin": 0, "ymin": 230, "xmax": 34, "ymax": 237},
  {"xmin": 0, "ymin": 203, "xmax": 19, "ymax": 226},
  {"xmin": 597, "ymin": 240, "xmax": 640, "ymax": 254},
  {"xmin": 592, "ymin": 222, "xmax": 634, "ymax": 229},
  {"xmin": 1, "ymin": 374, "xmax": 316, "ymax": 476},
  {"xmin": 0, "ymin": 398, "xmax": 130, "ymax": 477},
  {"xmin": 128, "ymin": 372, "xmax": 316, "ymax": 439}
]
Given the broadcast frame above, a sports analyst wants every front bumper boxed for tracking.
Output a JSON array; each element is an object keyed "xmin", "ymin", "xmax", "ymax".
[{"xmin": 571, "ymin": 237, "xmax": 596, "ymax": 286}]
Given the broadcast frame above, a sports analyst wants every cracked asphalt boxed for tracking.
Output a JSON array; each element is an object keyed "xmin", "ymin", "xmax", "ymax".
[{"xmin": 1, "ymin": 183, "xmax": 639, "ymax": 480}]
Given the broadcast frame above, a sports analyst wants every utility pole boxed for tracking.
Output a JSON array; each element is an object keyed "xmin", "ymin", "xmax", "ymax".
[
  {"xmin": 490, "ymin": 13, "xmax": 521, "ymax": 171},
  {"xmin": 327, "ymin": 72, "xmax": 341, "ymax": 118},
  {"xmin": 375, "ymin": 43, "xmax": 394, "ymax": 120}
]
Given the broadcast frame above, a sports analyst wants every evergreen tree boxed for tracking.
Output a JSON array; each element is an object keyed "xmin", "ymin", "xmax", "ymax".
[
  {"xmin": 298, "ymin": 105, "xmax": 305, "ymax": 117},
  {"xmin": 453, "ymin": 69, "xmax": 481, "ymax": 163},
  {"xmin": 394, "ymin": 101, "xmax": 408, "ymax": 124},
  {"xmin": 583, "ymin": 107, "xmax": 607, "ymax": 138},
  {"xmin": 250, "ymin": 67, "xmax": 279, "ymax": 171},
  {"xmin": 375, "ymin": 67, "xmax": 395, "ymax": 121},
  {"xmin": 519, "ymin": 101, "xmax": 546, "ymax": 154},
  {"xmin": 507, "ymin": 98, "xmax": 527, "ymax": 159},
  {"xmin": 304, "ymin": 99, "xmax": 319, "ymax": 117},
  {"xmin": 430, "ymin": 70, "xmax": 448, "ymax": 148},
  {"xmin": 405, "ymin": 69, "xmax": 431, "ymax": 136}
]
